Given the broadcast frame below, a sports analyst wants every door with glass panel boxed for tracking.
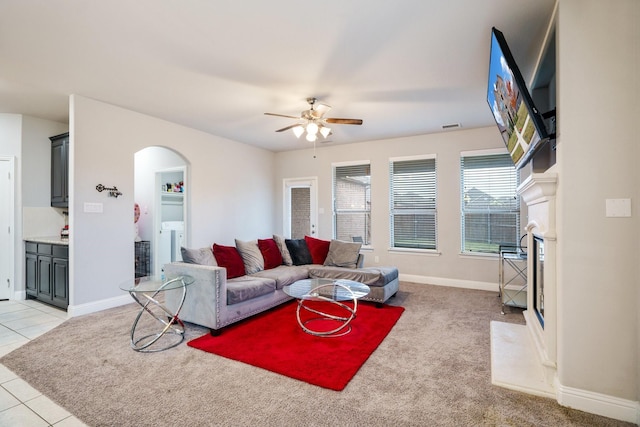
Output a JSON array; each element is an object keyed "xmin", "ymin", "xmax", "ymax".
[{"xmin": 284, "ymin": 178, "xmax": 318, "ymax": 239}]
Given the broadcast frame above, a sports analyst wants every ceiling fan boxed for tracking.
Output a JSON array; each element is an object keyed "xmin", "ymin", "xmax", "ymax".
[{"xmin": 264, "ymin": 98, "xmax": 363, "ymax": 142}]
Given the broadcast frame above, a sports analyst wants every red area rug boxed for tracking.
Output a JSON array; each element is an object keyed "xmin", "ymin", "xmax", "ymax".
[{"xmin": 188, "ymin": 300, "xmax": 404, "ymax": 391}]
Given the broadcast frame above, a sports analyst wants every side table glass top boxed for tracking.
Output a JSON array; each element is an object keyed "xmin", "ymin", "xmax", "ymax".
[{"xmin": 119, "ymin": 275, "xmax": 195, "ymax": 293}]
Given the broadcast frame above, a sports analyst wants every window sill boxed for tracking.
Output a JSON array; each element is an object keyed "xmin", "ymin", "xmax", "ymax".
[
  {"xmin": 387, "ymin": 248, "xmax": 441, "ymax": 256},
  {"xmin": 459, "ymin": 251, "xmax": 498, "ymax": 260}
]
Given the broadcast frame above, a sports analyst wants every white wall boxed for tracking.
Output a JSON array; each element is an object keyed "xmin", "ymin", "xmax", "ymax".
[
  {"xmin": 274, "ymin": 126, "xmax": 508, "ymax": 288},
  {"xmin": 69, "ymin": 95, "xmax": 276, "ymax": 312},
  {"xmin": 556, "ymin": 0, "xmax": 639, "ymax": 405}
]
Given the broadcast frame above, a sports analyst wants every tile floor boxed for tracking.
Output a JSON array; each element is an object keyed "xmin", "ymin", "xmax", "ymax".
[{"xmin": 0, "ymin": 299, "xmax": 86, "ymax": 426}]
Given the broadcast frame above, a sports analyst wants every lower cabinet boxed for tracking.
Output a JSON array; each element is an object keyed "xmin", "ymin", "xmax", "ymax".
[{"xmin": 25, "ymin": 242, "xmax": 68, "ymax": 310}]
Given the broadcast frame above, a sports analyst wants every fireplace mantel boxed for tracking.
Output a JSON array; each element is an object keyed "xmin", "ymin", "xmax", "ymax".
[{"xmin": 518, "ymin": 173, "xmax": 557, "ymax": 205}]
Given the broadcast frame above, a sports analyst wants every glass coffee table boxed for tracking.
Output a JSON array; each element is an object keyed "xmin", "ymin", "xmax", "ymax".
[
  {"xmin": 120, "ymin": 275, "xmax": 194, "ymax": 352},
  {"xmin": 283, "ymin": 278, "xmax": 370, "ymax": 337}
]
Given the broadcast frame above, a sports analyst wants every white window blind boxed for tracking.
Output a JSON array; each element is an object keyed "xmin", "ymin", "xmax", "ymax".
[
  {"xmin": 333, "ymin": 163, "xmax": 371, "ymax": 244},
  {"xmin": 460, "ymin": 153, "xmax": 520, "ymax": 253},
  {"xmin": 389, "ymin": 157, "xmax": 437, "ymax": 250}
]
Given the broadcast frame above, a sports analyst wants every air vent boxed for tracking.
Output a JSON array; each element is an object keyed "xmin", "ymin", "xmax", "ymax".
[{"xmin": 441, "ymin": 123, "xmax": 461, "ymax": 130}]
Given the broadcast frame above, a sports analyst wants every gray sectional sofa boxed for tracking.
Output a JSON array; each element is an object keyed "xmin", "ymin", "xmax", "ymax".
[{"xmin": 164, "ymin": 237, "xmax": 399, "ymax": 334}]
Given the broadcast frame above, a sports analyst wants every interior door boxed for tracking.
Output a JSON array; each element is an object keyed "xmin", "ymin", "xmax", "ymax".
[
  {"xmin": 0, "ymin": 158, "xmax": 13, "ymax": 300},
  {"xmin": 284, "ymin": 177, "xmax": 318, "ymax": 239}
]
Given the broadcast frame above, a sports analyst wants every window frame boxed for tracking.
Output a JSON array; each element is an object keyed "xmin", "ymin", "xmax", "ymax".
[
  {"xmin": 389, "ymin": 154, "xmax": 438, "ymax": 252},
  {"xmin": 460, "ymin": 149, "xmax": 521, "ymax": 255},
  {"xmin": 332, "ymin": 160, "xmax": 372, "ymax": 245}
]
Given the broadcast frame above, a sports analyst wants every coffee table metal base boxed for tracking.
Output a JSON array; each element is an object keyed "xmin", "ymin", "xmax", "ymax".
[{"xmin": 295, "ymin": 282, "xmax": 359, "ymax": 337}]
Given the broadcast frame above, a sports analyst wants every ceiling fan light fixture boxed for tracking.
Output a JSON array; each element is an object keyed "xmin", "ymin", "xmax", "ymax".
[
  {"xmin": 266, "ymin": 98, "xmax": 362, "ymax": 146},
  {"xmin": 306, "ymin": 122, "xmax": 319, "ymax": 136},
  {"xmin": 292, "ymin": 125, "xmax": 304, "ymax": 138},
  {"xmin": 320, "ymin": 126, "xmax": 331, "ymax": 138}
]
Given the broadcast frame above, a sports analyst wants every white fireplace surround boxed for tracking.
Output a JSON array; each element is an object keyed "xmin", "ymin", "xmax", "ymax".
[
  {"xmin": 490, "ymin": 172, "xmax": 557, "ymax": 398},
  {"xmin": 492, "ymin": 172, "xmax": 640, "ymax": 422},
  {"xmin": 518, "ymin": 173, "xmax": 558, "ymax": 387}
]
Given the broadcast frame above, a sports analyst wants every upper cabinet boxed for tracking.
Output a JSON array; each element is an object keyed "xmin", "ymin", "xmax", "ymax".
[{"xmin": 50, "ymin": 132, "xmax": 69, "ymax": 208}]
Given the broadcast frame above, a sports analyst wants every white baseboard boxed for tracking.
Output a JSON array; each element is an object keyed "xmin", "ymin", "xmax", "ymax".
[
  {"xmin": 556, "ymin": 382, "xmax": 639, "ymax": 424},
  {"xmin": 67, "ymin": 294, "xmax": 132, "ymax": 318},
  {"xmin": 399, "ymin": 273, "xmax": 496, "ymax": 293}
]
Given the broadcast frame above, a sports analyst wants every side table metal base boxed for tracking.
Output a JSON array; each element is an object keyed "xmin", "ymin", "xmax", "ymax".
[{"xmin": 128, "ymin": 277, "xmax": 188, "ymax": 352}]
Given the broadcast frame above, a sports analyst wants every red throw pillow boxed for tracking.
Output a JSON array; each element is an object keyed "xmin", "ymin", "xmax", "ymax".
[
  {"xmin": 258, "ymin": 238, "xmax": 283, "ymax": 270},
  {"xmin": 304, "ymin": 235, "xmax": 331, "ymax": 265},
  {"xmin": 212, "ymin": 243, "xmax": 246, "ymax": 279}
]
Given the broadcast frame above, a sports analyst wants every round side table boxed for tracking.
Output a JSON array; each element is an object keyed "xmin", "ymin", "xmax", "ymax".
[{"xmin": 120, "ymin": 275, "xmax": 194, "ymax": 352}]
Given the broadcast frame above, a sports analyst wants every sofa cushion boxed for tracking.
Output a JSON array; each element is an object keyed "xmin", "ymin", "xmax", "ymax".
[
  {"xmin": 309, "ymin": 266, "xmax": 398, "ymax": 288},
  {"xmin": 285, "ymin": 238, "xmax": 313, "ymax": 265},
  {"xmin": 251, "ymin": 265, "xmax": 310, "ymax": 289},
  {"xmin": 273, "ymin": 234, "xmax": 293, "ymax": 266},
  {"xmin": 258, "ymin": 238, "xmax": 283, "ymax": 270},
  {"xmin": 180, "ymin": 246, "xmax": 217, "ymax": 266},
  {"xmin": 323, "ymin": 240, "xmax": 362, "ymax": 269},
  {"xmin": 304, "ymin": 235, "xmax": 331, "ymax": 265},
  {"xmin": 213, "ymin": 243, "xmax": 246, "ymax": 279},
  {"xmin": 235, "ymin": 239, "xmax": 264, "ymax": 274},
  {"xmin": 226, "ymin": 276, "xmax": 276, "ymax": 305}
]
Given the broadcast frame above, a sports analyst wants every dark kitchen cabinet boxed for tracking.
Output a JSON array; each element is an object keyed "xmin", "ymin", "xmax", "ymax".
[
  {"xmin": 25, "ymin": 249, "xmax": 37, "ymax": 297},
  {"xmin": 52, "ymin": 254, "xmax": 69, "ymax": 308},
  {"xmin": 50, "ymin": 132, "xmax": 69, "ymax": 208},
  {"xmin": 25, "ymin": 241, "xmax": 68, "ymax": 310}
]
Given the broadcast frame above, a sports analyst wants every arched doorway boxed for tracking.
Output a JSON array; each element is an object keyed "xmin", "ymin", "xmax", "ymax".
[{"xmin": 134, "ymin": 147, "xmax": 189, "ymax": 278}]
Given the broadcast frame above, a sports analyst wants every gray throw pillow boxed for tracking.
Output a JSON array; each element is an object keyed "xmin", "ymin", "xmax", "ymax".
[
  {"xmin": 273, "ymin": 234, "xmax": 293, "ymax": 266},
  {"xmin": 324, "ymin": 240, "xmax": 362, "ymax": 269},
  {"xmin": 180, "ymin": 247, "xmax": 217, "ymax": 266},
  {"xmin": 235, "ymin": 239, "xmax": 264, "ymax": 275}
]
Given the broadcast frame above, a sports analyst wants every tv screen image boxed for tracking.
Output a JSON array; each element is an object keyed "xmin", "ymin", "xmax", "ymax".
[{"xmin": 487, "ymin": 27, "xmax": 549, "ymax": 170}]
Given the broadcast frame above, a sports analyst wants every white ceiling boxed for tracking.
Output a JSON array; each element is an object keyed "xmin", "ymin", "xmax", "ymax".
[{"xmin": 0, "ymin": 0, "xmax": 556, "ymax": 152}]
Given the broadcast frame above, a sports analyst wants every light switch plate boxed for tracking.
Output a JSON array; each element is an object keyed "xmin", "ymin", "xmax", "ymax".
[
  {"xmin": 84, "ymin": 202, "xmax": 103, "ymax": 213},
  {"xmin": 605, "ymin": 198, "xmax": 631, "ymax": 217}
]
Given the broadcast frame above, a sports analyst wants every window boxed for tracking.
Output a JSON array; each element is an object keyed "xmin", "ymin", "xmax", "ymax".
[
  {"xmin": 333, "ymin": 162, "xmax": 371, "ymax": 245},
  {"xmin": 389, "ymin": 156, "xmax": 437, "ymax": 250},
  {"xmin": 460, "ymin": 152, "xmax": 520, "ymax": 253}
]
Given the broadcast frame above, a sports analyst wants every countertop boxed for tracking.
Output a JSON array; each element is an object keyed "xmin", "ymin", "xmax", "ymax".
[{"xmin": 25, "ymin": 236, "xmax": 69, "ymax": 245}]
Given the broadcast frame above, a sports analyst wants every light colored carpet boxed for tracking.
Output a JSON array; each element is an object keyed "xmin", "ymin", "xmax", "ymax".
[{"xmin": 0, "ymin": 282, "xmax": 632, "ymax": 427}]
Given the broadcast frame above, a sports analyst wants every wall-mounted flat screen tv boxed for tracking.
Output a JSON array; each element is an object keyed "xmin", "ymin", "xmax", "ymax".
[{"xmin": 487, "ymin": 27, "xmax": 550, "ymax": 170}]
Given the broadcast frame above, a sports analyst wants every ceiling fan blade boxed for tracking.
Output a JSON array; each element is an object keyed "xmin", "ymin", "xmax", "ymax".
[
  {"xmin": 311, "ymin": 103, "xmax": 331, "ymax": 118},
  {"xmin": 264, "ymin": 112, "xmax": 300, "ymax": 119},
  {"xmin": 275, "ymin": 124, "xmax": 300, "ymax": 132},
  {"xmin": 325, "ymin": 118, "xmax": 363, "ymax": 125}
]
